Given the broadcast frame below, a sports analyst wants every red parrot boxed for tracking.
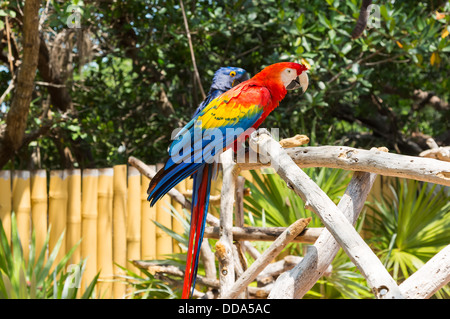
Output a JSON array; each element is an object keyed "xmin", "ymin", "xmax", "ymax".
[{"xmin": 148, "ymin": 62, "xmax": 309, "ymax": 298}]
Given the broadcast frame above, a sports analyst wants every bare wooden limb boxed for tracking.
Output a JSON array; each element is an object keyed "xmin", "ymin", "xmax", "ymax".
[
  {"xmin": 133, "ymin": 260, "xmax": 273, "ymax": 299},
  {"xmin": 182, "ymin": 189, "xmax": 221, "ymax": 205},
  {"xmin": 221, "ymin": 218, "xmax": 311, "ymax": 299},
  {"xmin": 399, "ymin": 244, "xmax": 450, "ymax": 299},
  {"xmin": 242, "ymin": 241, "xmax": 262, "ymax": 261},
  {"xmin": 420, "ymin": 146, "xmax": 450, "ymax": 162},
  {"xmin": 269, "ymin": 171, "xmax": 377, "ymax": 299},
  {"xmin": 250, "ymin": 129, "xmax": 403, "ymax": 299},
  {"xmin": 256, "ymin": 255, "xmax": 332, "ymax": 286},
  {"xmin": 279, "ymin": 134, "xmax": 310, "ymax": 148},
  {"xmin": 351, "ymin": 0, "xmax": 373, "ymax": 39},
  {"xmin": 216, "ymin": 149, "xmax": 236, "ymax": 297},
  {"xmin": 204, "ymin": 225, "xmax": 321, "ymax": 243},
  {"xmin": 237, "ymin": 145, "xmax": 450, "ymax": 187},
  {"xmin": 234, "ymin": 175, "xmax": 248, "ymax": 298},
  {"xmin": 200, "ymin": 240, "xmax": 217, "ymax": 281}
]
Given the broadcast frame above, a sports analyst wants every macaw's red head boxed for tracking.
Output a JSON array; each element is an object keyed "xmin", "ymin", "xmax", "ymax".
[{"xmin": 254, "ymin": 62, "xmax": 309, "ymax": 95}]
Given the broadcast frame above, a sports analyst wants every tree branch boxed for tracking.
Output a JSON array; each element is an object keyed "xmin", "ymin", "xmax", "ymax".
[
  {"xmin": 0, "ymin": 0, "xmax": 41, "ymax": 168},
  {"xmin": 237, "ymin": 145, "xmax": 450, "ymax": 187},
  {"xmin": 249, "ymin": 129, "xmax": 403, "ymax": 299},
  {"xmin": 269, "ymin": 171, "xmax": 377, "ymax": 298},
  {"xmin": 179, "ymin": 0, "xmax": 206, "ymax": 100},
  {"xmin": 221, "ymin": 218, "xmax": 311, "ymax": 299}
]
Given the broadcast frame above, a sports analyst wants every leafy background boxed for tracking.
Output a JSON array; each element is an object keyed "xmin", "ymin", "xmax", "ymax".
[
  {"xmin": 0, "ymin": 0, "xmax": 449, "ymax": 299},
  {"xmin": 1, "ymin": 0, "xmax": 449, "ymax": 169}
]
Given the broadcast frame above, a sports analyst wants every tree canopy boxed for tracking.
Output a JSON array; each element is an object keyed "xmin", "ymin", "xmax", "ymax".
[{"xmin": 0, "ymin": 0, "xmax": 449, "ymax": 169}]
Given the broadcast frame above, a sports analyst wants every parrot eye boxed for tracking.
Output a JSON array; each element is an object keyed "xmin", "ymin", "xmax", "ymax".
[{"xmin": 229, "ymin": 71, "xmax": 236, "ymax": 77}]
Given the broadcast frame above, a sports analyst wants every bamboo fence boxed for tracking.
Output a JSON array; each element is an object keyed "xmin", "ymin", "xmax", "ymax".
[
  {"xmin": 1, "ymin": 132, "xmax": 448, "ymax": 299},
  {"xmin": 0, "ymin": 164, "xmax": 197, "ymax": 298}
]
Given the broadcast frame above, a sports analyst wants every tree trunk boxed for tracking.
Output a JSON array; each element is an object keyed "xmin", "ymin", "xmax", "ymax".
[{"xmin": 0, "ymin": 0, "xmax": 41, "ymax": 168}]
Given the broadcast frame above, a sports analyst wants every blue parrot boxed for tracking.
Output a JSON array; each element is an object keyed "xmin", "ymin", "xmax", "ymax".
[
  {"xmin": 193, "ymin": 67, "xmax": 249, "ymax": 117},
  {"xmin": 149, "ymin": 66, "xmax": 248, "ymax": 298}
]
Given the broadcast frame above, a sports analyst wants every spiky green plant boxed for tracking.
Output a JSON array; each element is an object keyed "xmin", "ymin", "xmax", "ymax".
[
  {"xmin": 118, "ymin": 204, "xmax": 190, "ymax": 299},
  {"xmin": 0, "ymin": 213, "xmax": 99, "ymax": 299},
  {"xmin": 365, "ymin": 179, "xmax": 450, "ymax": 298},
  {"xmin": 244, "ymin": 167, "xmax": 351, "ymax": 228},
  {"xmin": 243, "ymin": 167, "xmax": 375, "ymax": 298}
]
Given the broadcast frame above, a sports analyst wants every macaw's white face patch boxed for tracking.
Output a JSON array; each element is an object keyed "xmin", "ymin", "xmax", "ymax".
[
  {"xmin": 281, "ymin": 68, "xmax": 298, "ymax": 88},
  {"xmin": 282, "ymin": 68, "xmax": 309, "ymax": 93}
]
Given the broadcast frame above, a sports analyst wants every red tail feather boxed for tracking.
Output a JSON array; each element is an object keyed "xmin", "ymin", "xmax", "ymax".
[{"xmin": 181, "ymin": 165, "xmax": 210, "ymax": 298}]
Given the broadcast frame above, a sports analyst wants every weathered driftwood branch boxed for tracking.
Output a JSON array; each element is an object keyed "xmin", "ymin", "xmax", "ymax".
[
  {"xmin": 132, "ymin": 260, "xmax": 271, "ymax": 299},
  {"xmin": 249, "ymin": 129, "xmax": 403, "ymax": 299},
  {"xmin": 216, "ymin": 149, "xmax": 236, "ymax": 297},
  {"xmin": 183, "ymin": 189, "xmax": 222, "ymax": 205},
  {"xmin": 269, "ymin": 171, "xmax": 377, "ymax": 299},
  {"xmin": 204, "ymin": 225, "xmax": 321, "ymax": 243},
  {"xmin": 201, "ymin": 240, "xmax": 217, "ymax": 281},
  {"xmin": 238, "ymin": 145, "xmax": 450, "ymax": 187},
  {"xmin": 234, "ymin": 175, "xmax": 248, "ymax": 298},
  {"xmin": 419, "ymin": 146, "xmax": 450, "ymax": 162},
  {"xmin": 221, "ymin": 218, "xmax": 311, "ymax": 299},
  {"xmin": 399, "ymin": 244, "xmax": 450, "ymax": 299},
  {"xmin": 256, "ymin": 255, "xmax": 331, "ymax": 286},
  {"xmin": 279, "ymin": 134, "xmax": 310, "ymax": 148}
]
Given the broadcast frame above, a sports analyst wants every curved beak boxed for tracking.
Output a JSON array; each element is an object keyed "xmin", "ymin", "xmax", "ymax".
[{"xmin": 286, "ymin": 72, "xmax": 309, "ymax": 94}]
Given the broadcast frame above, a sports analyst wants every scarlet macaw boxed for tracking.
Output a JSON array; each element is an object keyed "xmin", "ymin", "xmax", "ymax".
[{"xmin": 148, "ymin": 62, "xmax": 309, "ymax": 298}]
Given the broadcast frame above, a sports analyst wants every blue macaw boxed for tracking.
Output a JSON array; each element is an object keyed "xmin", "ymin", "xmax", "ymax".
[
  {"xmin": 150, "ymin": 66, "xmax": 248, "ymax": 298},
  {"xmin": 148, "ymin": 62, "xmax": 308, "ymax": 299},
  {"xmin": 193, "ymin": 67, "xmax": 249, "ymax": 117}
]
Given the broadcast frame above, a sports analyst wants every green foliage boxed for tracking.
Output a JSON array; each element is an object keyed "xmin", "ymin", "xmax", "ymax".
[
  {"xmin": 244, "ymin": 168, "xmax": 351, "ymax": 228},
  {"xmin": 1, "ymin": 0, "xmax": 449, "ymax": 168},
  {"xmin": 365, "ymin": 179, "xmax": 450, "ymax": 298},
  {"xmin": 244, "ymin": 167, "xmax": 375, "ymax": 298},
  {"xmin": 0, "ymin": 214, "xmax": 99, "ymax": 299},
  {"xmin": 117, "ymin": 264, "xmax": 178, "ymax": 299},
  {"xmin": 119, "ymin": 204, "xmax": 191, "ymax": 299}
]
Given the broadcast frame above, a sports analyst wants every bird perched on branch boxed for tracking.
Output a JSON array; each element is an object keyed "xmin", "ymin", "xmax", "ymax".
[{"xmin": 148, "ymin": 62, "xmax": 309, "ymax": 298}]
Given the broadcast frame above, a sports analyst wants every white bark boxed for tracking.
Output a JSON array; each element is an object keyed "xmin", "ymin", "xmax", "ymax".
[
  {"xmin": 250, "ymin": 129, "xmax": 403, "ymax": 299},
  {"xmin": 203, "ymin": 225, "xmax": 321, "ymax": 243},
  {"xmin": 269, "ymin": 171, "xmax": 377, "ymax": 298},
  {"xmin": 221, "ymin": 218, "xmax": 311, "ymax": 299},
  {"xmin": 399, "ymin": 244, "xmax": 450, "ymax": 299},
  {"xmin": 238, "ymin": 145, "xmax": 450, "ymax": 187},
  {"xmin": 216, "ymin": 149, "xmax": 236, "ymax": 297}
]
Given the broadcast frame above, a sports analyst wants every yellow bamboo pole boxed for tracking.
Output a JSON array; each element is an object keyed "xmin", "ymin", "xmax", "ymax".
[
  {"xmin": 48, "ymin": 170, "xmax": 68, "ymax": 268},
  {"xmin": 30, "ymin": 170, "xmax": 47, "ymax": 258},
  {"xmin": 127, "ymin": 166, "xmax": 141, "ymax": 275},
  {"xmin": 172, "ymin": 180, "xmax": 186, "ymax": 254},
  {"xmin": 141, "ymin": 167, "xmax": 156, "ymax": 261},
  {"xmin": 80, "ymin": 168, "xmax": 98, "ymax": 294},
  {"xmin": 155, "ymin": 163, "xmax": 172, "ymax": 259},
  {"xmin": 97, "ymin": 168, "xmax": 113, "ymax": 298},
  {"xmin": 66, "ymin": 169, "xmax": 81, "ymax": 265},
  {"xmin": 0, "ymin": 170, "xmax": 12, "ymax": 243},
  {"xmin": 113, "ymin": 164, "xmax": 127, "ymax": 298},
  {"xmin": 12, "ymin": 171, "xmax": 31, "ymax": 262}
]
